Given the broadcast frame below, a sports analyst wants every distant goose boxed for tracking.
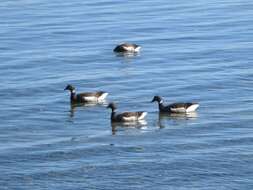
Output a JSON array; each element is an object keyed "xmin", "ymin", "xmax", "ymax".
[
  {"xmin": 107, "ymin": 102, "xmax": 147, "ymax": 122},
  {"xmin": 113, "ymin": 43, "xmax": 141, "ymax": 53},
  {"xmin": 64, "ymin": 84, "xmax": 108, "ymax": 104},
  {"xmin": 151, "ymin": 96, "xmax": 199, "ymax": 113}
]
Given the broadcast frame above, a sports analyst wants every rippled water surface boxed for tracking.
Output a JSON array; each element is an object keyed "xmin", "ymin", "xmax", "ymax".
[{"xmin": 1, "ymin": 0, "xmax": 253, "ymax": 189}]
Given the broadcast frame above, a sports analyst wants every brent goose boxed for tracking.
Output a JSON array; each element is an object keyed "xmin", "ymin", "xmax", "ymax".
[
  {"xmin": 64, "ymin": 84, "xmax": 108, "ymax": 104},
  {"xmin": 113, "ymin": 43, "xmax": 141, "ymax": 53},
  {"xmin": 107, "ymin": 102, "xmax": 147, "ymax": 122},
  {"xmin": 151, "ymin": 96, "xmax": 199, "ymax": 113}
]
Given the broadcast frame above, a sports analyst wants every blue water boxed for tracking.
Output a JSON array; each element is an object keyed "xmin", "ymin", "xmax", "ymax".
[{"xmin": 1, "ymin": 0, "xmax": 253, "ymax": 189}]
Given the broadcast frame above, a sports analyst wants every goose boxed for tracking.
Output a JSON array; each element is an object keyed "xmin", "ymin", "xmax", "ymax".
[
  {"xmin": 113, "ymin": 43, "xmax": 141, "ymax": 53},
  {"xmin": 151, "ymin": 96, "xmax": 199, "ymax": 113},
  {"xmin": 107, "ymin": 102, "xmax": 147, "ymax": 122},
  {"xmin": 64, "ymin": 84, "xmax": 108, "ymax": 104}
]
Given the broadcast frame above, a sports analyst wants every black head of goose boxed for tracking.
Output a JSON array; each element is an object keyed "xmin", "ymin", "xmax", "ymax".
[
  {"xmin": 113, "ymin": 43, "xmax": 141, "ymax": 53},
  {"xmin": 107, "ymin": 102, "xmax": 147, "ymax": 122},
  {"xmin": 151, "ymin": 95, "xmax": 199, "ymax": 113},
  {"xmin": 64, "ymin": 84, "xmax": 108, "ymax": 104}
]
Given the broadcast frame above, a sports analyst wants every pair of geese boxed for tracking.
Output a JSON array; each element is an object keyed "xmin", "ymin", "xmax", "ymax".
[
  {"xmin": 65, "ymin": 43, "xmax": 199, "ymax": 122},
  {"xmin": 65, "ymin": 84, "xmax": 199, "ymax": 123}
]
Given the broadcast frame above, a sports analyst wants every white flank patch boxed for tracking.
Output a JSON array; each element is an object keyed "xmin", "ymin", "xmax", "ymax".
[
  {"xmin": 138, "ymin": 112, "xmax": 147, "ymax": 120},
  {"xmin": 122, "ymin": 116, "xmax": 138, "ymax": 122},
  {"xmin": 170, "ymin": 107, "xmax": 186, "ymax": 113},
  {"xmin": 186, "ymin": 104, "xmax": 199, "ymax": 112},
  {"xmin": 83, "ymin": 96, "xmax": 97, "ymax": 102},
  {"xmin": 123, "ymin": 46, "xmax": 132, "ymax": 52},
  {"xmin": 134, "ymin": 46, "xmax": 141, "ymax": 52},
  {"xmin": 98, "ymin": 93, "xmax": 108, "ymax": 101}
]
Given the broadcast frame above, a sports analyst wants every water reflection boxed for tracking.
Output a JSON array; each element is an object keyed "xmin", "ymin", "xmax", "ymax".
[
  {"xmin": 69, "ymin": 102, "xmax": 107, "ymax": 118},
  {"xmin": 158, "ymin": 112, "xmax": 198, "ymax": 128},
  {"xmin": 111, "ymin": 120, "xmax": 147, "ymax": 135},
  {"xmin": 115, "ymin": 52, "xmax": 140, "ymax": 60}
]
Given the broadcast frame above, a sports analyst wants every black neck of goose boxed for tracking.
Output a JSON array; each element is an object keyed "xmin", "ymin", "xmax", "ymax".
[
  {"xmin": 110, "ymin": 108, "xmax": 116, "ymax": 120},
  {"xmin": 111, "ymin": 112, "xmax": 115, "ymax": 121},
  {"xmin": 158, "ymin": 101, "xmax": 164, "ymax": 110},
  {"xmin": 70, "ymin": 90, "xmax": 76, "ymax": 101}
]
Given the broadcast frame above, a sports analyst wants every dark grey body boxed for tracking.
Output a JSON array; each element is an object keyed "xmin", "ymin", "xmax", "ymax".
[{"xmin": 113, "ymin": 43, "xmax": 140, "ymax": 53}]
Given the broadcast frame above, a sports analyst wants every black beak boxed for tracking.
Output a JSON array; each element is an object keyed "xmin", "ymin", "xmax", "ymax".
[
  {"xmin": 64, "ymin": 87, "xmax": 68, "ymax": 90},
  {"xmin": 151, "ymin": 99, "xmax": 155, "ymax": 103}
]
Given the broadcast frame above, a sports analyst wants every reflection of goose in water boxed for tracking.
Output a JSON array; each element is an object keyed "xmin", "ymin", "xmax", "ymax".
[
  {"xmin": 158, "ymin": 112, "xmax": 198, "ymax": 128},
  {"xmin": 111, "ymin": 120, "xmax": 147, "ymax": 135},
  {"xmin": 115, "ymin": 51, "xmax": 140, "ymax": 59},
  {"xmin": 159, "ymin": 112, "xmax": 198, "ymax": 120},
  {"xmin": 69, "ymin": 101, "xmax": 107, "ymax": 118}
]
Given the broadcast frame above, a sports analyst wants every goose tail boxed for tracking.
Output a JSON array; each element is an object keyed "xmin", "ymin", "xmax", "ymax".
[
  {"xmin": 134, "ymin": 46, "xmax": 141, "ymax": 52},
  {"xmin": 138, "ymin": 112, "xmax": 147, "ymax": 120},
  {"xmin": 98, "ymin": 92, "xmax": 109, "ymax": 101},
  {"xmin": 186, "ymin": 103, "xmax": 199, "ymax": 112}
]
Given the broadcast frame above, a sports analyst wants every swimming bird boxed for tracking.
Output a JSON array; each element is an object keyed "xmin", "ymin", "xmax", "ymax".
[
  {"xmin": 151, "ymin": 96, "xmax": 199, "ymax": 113},
  {"xmin": 113, "ymin": 43, "xmax": 141, "ymax": 53},
  {"xmin": 64, "ymin": 84, "xmax": 108, "ymax": 104},
  {"xmin": 107, "ymin": 102, "xmax": 147, "ymax": 122}
]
